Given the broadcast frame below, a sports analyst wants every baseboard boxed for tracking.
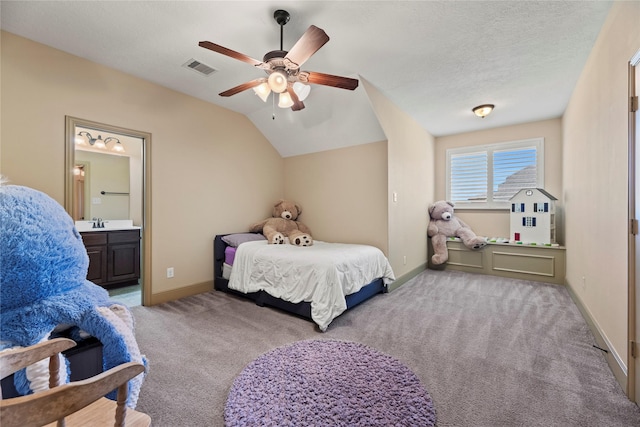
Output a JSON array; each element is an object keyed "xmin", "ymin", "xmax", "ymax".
[
  {"xmin": 147, "ymin": 280, "xmax": 214, "ymax": 305},
  {"xmin": 388, "ymin": 263, "xmax": 427, "ymax": 292},
  {"xmin": 565, "ymin": 280, "xmax": 628, "ymax": 393}
]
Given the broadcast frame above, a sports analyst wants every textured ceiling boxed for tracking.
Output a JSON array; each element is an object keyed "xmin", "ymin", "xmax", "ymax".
[{"xmin": 0, "ymin": 1, "xmax": 613, "ymax": 157}]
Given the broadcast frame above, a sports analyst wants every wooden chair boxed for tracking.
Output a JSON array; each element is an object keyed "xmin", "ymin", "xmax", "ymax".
[{"xmin": 0, "ymin": 337, "xmax": 150, "ymax": 427}]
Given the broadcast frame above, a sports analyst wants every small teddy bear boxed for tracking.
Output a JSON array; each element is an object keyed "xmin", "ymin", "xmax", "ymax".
[
  {"xmin": 427, "ymin": 200, "xmax": 487, "ymax": 265},
  {"xmin": 249, "ymin": 199, "xmax": 313, "ymax": 246}
]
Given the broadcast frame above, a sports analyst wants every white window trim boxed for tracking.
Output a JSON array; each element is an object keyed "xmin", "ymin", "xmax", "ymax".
[{"xmin": 446, "ymin": 137, "xmax": 544, "ymax": 210}]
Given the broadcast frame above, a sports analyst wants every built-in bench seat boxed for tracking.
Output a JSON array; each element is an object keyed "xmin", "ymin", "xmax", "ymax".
[{"xmin": 428, "ymin": 239, "xmax": 566, "ymax": 285}]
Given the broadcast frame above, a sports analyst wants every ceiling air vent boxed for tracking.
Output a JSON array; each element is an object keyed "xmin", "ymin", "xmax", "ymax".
[{"xmin": 183, "ymin": 59, "xmax": 217, "ymax": 76}]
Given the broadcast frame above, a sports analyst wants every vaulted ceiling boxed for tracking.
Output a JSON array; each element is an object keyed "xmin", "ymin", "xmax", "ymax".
[{"xmin": 0, "ymin": 1, "xmax": 612, "ymax": 157}]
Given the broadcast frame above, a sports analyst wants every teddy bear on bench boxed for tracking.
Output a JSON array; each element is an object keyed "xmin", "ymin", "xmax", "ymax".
[{"xmin": 428, "ymin": 200, "xmax": 487, "ymax": 265}]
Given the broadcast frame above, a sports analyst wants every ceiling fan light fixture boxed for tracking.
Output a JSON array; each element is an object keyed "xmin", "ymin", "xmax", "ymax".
[
  {"xmin": 199, "ymin": 9, "xmax": 357, "ymax": 113},
  {"xmin": 278, "ymin": 91, "xmax": 294, "ymax": 109},
  {"xmin": 293, "ymin": 82, "xmax": 311, "ymax": 101},
  {"xmin": 472, "ymin": 104, "xmax": 494, "ymax": 118},
  {"xmin": 268, "ymin": 70, "xmax": 288, "ymax": 93},
  {"xmin": 253, "ymin": 82, "xmax": 271, "ymax": 102}
]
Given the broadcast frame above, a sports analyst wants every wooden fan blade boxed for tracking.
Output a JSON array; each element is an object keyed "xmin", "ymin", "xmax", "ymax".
[
  {"xmin": 219, "ymin": 79, "xmax": 266, "ymax": 97},
  {"xmin": 199, "ymin": 41, "xmax": 265, "ymax": 67},
  {"xmin": 284, "ymin": 25, "xmax": 329, "ymax": 69},
  {"xmin": 287, "ymin": 86, "xmax": 305, "ymax": 111},
  {"xmin": 305, "ymin": 72, "xmax": 359, "ymax": 90}
]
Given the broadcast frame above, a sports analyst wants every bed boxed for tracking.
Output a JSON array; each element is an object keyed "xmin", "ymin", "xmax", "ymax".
[{"xmin": 213, "ymin": 233, "xmax": 395, "ymax": 331}]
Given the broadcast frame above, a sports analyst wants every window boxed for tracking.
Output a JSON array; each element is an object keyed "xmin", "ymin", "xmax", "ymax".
[
  {"xmin": 512, "ymin": 203, "xmax": 525, "ymax": 213},
  {"xmin": 534, "ymin": 202, "xmax": 548, "ymax": 213},
  {"xmin": 446, "ymin": 138, "xmax": 544, "ymax": 209}
]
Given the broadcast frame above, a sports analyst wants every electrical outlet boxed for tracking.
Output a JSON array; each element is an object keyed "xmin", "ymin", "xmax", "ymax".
[
  {"xmin": 167, "ymin": 267, "xmax": 174, "ymax": 278},
  {"xmin": 403, "ymin": 255, "xmax": 407, "ymax": 265},
  {"xmin": 581, "ymin": 276, "xmax": 586, "ymax": 290}
]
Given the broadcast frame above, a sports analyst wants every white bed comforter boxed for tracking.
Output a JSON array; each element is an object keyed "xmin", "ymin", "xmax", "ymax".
[{"xmin": 228, "ymin": 240, "xmax": 395, "ymax": 331}]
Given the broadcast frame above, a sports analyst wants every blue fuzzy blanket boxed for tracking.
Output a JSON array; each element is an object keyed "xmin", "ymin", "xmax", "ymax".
[{"xmin": 0, "ymin": 184, "xmax": 146, "ymax": 407}]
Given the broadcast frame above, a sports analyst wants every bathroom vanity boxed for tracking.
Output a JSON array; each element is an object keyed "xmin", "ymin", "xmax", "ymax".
[{"xmin": 77, "ymin": 221, "xmax": 141, "ymax": 289}]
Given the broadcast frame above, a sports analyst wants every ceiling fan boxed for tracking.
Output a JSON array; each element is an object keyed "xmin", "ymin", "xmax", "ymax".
[{"xmin": 199, "ymin": 9, "xmax": 358, "ymax": 112}]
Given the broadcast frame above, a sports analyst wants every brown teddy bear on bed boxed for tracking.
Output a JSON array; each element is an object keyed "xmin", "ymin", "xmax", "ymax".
[{"xmin": 249, "ymin": 199, "xmax": 313, "ymax": 246}]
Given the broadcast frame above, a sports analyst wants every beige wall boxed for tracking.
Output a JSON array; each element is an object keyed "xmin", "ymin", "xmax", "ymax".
[
  {"xmin": 284, "ymin": 141, "xmax": 388, "ymax": 252},
  {"xmin": 434, "ymin": 118, "xmax": 563, "ymax": 241},
  {"xmin": 363, "ymin": 79, "xmax": 435, "ymax": 278},
  {"xmin": 562, "ymin": 1, "xmax": 640, "ymax": 375},
  {"xmin": 1, "ymin": 31, "xmax": 284, "ymax": 300}
]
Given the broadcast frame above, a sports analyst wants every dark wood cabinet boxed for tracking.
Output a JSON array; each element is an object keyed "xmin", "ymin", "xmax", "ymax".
[
  {"xmin": 82, "ymin": 232, "xmax": 108, "ymax": 284},
  {"xmin": 81, "ymin": 230, "xmax": 140, "ymax": 289}
]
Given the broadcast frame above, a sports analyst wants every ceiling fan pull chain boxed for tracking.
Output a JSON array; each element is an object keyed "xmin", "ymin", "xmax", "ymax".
[{"xmin": 272, "ymin": 92, "xmax": 276, "ymax": 120}]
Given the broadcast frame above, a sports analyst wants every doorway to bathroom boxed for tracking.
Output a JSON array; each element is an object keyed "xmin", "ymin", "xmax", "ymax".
[{"xmin": 65, "ymin": 116, "xmax": 151, "ymax": 307}]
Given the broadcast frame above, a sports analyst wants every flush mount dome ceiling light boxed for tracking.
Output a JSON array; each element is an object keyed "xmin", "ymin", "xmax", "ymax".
[
  {"xmin": 472, "ymin": 104, "xmax": 495, "ymax": 118},
  {"xmin": 198, "ymin": 9, "xmax": 359, "ymax": 112}
]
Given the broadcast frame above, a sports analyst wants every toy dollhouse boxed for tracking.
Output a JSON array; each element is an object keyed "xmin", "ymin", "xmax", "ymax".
[{"xmin": 509, "ymin": 188, "xmax": 557, "ymax": 244}]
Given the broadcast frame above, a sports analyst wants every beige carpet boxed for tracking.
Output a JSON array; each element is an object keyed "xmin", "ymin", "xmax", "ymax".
[{"xmin": 132, "ymin": 269, "xmax": 640, "ymax": 426}]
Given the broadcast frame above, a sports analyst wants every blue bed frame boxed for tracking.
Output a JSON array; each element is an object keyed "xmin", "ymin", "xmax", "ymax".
[{"xmin": 213, "ymin": 234, "xmax": 388, "ymax": 326}]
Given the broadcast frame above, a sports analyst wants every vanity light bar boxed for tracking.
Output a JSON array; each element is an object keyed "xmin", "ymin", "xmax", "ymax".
[{"xmin": 76, "ymin": 131, "xmax": 125, "ymax": 153}]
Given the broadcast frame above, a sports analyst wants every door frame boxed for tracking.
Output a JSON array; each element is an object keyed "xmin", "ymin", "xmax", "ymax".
[
  {"xmin": 64, "ymin": 116, "xmax": 152, "ymax": 306},
  {"xmin": 628, "ymin": 49, "xmax": 640, "ymax": 404}
]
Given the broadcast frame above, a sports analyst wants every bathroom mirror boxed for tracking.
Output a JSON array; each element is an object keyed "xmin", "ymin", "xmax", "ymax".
[
  {"xmin": 65, "ymin": 116, "xmax": 152, "ymax": 306},
  {"xmin": 72, "ymin": 128, "xmax": 137, "ymax": 221}
]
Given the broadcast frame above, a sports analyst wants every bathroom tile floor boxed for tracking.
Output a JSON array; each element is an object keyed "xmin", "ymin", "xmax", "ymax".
[{"xmin": 108, "ymin": 284, "xmax": 141, "ymax": 307}]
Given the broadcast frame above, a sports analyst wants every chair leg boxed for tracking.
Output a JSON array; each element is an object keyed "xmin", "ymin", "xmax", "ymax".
[{"xmin": 114, "ymin": 382, "xmax": 129, "ymax": 427}]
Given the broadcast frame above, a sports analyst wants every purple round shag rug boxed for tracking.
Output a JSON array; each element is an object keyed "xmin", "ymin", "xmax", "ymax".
[{"xmin": 225, "ymin": 339, "xmax": 436, "ymax": 426}]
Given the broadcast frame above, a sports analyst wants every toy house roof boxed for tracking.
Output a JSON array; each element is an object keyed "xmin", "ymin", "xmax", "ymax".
[{"xmin": 510, "ymin": 188, "xmax": 558, "ymax": 201}]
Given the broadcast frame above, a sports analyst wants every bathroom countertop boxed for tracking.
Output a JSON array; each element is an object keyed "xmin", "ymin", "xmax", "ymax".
[{"xmin": 75, "ymin": 220, "xmax": 140, "ymax": 233}]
